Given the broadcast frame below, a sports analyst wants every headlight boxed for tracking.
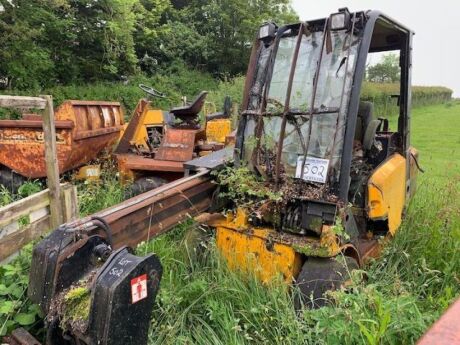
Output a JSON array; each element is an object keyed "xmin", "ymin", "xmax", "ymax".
[
  {"xmin": 259, "ymin": 22, "xmax": 277, "ymax": 41},
  {"xmin": 330, "ymin": 8, "xmax": 351, "ymax": 31}
]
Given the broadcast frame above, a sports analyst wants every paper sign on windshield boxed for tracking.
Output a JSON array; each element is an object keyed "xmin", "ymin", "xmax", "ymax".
[{"xmin": 295, "ymin": 156, "xmax": 330, "ymax": 184}]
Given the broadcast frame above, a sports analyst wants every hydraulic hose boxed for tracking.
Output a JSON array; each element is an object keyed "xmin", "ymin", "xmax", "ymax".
[{"xmin": 91, "ymin": 216, "xmax": 114, "ymax": 247}]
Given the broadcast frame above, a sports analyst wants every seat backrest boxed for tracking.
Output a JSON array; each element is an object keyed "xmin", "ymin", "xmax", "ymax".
[
  {"xmin": 354, "ymin": 101, "xmax": 374, "ymax": 143},
  {"xmin": 170, "ymin": 91, "xmax": 208, "ymax": 118}
]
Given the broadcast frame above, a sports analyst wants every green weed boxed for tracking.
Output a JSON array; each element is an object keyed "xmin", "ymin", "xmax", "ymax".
[
  {"xmin": 76, "ymin": 162, "xmax": 125, "ymax": 217},
  {"xmin": 0, "ymin": 244, "xmax": 42, "ymax": 337},
  {"xmin": 0, "ymin": 180, "xmax": 42, "ymax": 208},
  {"xmin": 0, "ymin": 95, "xmax": 458, "ymax": 343}
]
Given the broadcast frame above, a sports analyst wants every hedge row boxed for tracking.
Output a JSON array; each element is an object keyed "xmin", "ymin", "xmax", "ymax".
[
  {"xmin": 361, "ymin": 82, "xmax": 453, "ymax": 116},
  {"xmin": 0, "ymin": 72, "xmax": 452, "ymax": 120}
]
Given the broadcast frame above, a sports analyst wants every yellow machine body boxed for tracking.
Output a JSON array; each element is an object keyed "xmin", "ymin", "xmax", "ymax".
[
  {"xmin": 211, "ymin": 153, "xmax": 411, "ymax": 284},
  {"xmin": 367, "ymin": 153, "xmax": 407, "ymax": 235},
  {"xmin": 211, "ymin": 209, "xmax": 344, "ymax": 284},
  {"xmin": 130, "ymin": 108, "xmax": 166, "ymax": 151},
  {"xmin": 205, "ymin": 119, "xmax": 232, "ymax": 144}
]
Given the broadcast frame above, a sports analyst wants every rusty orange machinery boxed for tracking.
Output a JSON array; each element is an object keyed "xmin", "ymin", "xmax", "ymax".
[
  {"xmin": 115, "ymin": 98, "xmax": 233, "ymax": 183},
  {"xmin": 0, "ymin": 100, "xmax": 124, "ymax": 178},
  {"xmin": 206, "ymin": 152, "xmax": 416, "ymax": 285},
  {"xmin": 417, "ymin": 297, "xmax": 460, "ymax": 345}
]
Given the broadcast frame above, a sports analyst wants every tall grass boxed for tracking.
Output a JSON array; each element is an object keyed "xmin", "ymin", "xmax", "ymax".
[
  {"xmin": 137, "ymin": 170, "xmax": 459, "ymax": 344},
  {"xmin": 137, "ymin": 102, "xmax": 460, "ymax": 344},
  {"xmin": 75, "ymin": 159, "xmax": 126, "ymax": 216}
]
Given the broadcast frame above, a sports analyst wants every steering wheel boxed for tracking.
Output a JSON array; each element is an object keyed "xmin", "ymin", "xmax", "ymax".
[{"xmin": 139, "ymin": 84, "xmax": 167, "ymax": 98}]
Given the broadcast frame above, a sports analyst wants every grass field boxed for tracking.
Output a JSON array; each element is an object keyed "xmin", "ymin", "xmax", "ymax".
[
  {"xmin": 1, "ymin": 101, "xmax": 459, "ymax": 343},
  {"xmin": 138, "ymin": 101, "xmax": 460, "ymax": 344}
]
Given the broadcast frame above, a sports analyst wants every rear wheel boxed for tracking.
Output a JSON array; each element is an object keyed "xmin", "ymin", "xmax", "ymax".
[
  {"xmin": 294, "ymin": 256, "xmax": 358, "ymax": 309},
  {"xmin": 0, "ymin": 165, "xmax": 26, "ymax": 195},
  {"xmin": 125, "ymin": 176, "xmax": 167, "ymax": 198}
]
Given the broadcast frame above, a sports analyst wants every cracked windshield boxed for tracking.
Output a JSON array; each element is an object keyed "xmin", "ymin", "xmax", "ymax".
[{"xmin": 263, "ymin": 28, "xmax": 359, "ymax": 182}]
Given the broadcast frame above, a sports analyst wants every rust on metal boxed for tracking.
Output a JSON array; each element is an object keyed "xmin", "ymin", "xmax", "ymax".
[
  {"xmin": 115, "ymin": 99, "xmax": 149, "ymax": 154},
  {"xmin": 117, "ymin": 154, "xmax": 185, "ymax": 173},
  {"xmin": 155, "ymin": 128, "xmax": 199, "ymax": 162},
  {"xmin": 0, "ymin": 120, "xmax": 74, "ymax": 129},
  {"xmin": 64, "ymin": 170, "xmax": 216, "ymax": 249},
  {"xmin": 274, "ymin": 23, "xmax": 305, "ymax": 186},
  {"xmin": 417, "ymin": 298, "xmax": 460, "ymax": 345},
  {"xmin": 0, "ymin": 100, "xmax": 124, "ymax": 178},
  {"xmin": 4, "ymin": 327, "xmax": 41, "ymax": 345}
]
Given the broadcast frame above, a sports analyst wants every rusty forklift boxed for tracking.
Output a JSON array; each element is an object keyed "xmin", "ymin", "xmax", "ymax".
[{"xmin": 20, "ymin": 9, "xmax": 419, "ymax": 345}]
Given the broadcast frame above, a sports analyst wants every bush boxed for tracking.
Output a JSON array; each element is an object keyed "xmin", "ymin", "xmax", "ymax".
[{"xmin": 1, "ymin": 69, "xmax": 452, "ymax": 122}]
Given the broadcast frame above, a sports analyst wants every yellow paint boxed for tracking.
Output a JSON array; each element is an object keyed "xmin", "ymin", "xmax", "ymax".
[
  {"xmin": 144, "ymin": 109, "xmax": 165, "ymax": 126},
  {"xmin": 213, "ymin": 208, "xmax": 344, "ymax": 284},
  {"xmin": 75, "ymin": 164, "xmax": 101, "ymax": 181},
  {"xmin": 116, "ymin": 155, "xmax": 135, "ymax": 184},
  {"xmin": 216, "ymin": 208, "xmax": 300, "ymax": 283},
  {"xmin": 130, "ymin": 109, "xmax": 165, "ymax": 149},
  {"xmin": 205, "ymin": 119, "xmax": 232, "ymax": 144},
  {"xmin": 368, "ymin": 153, "xmax": 407, "ymax": 235},
  {"xmin": 118, "ymin": 123, "xmax": 129, "ymax": 141},
  {"xmin": 319, "ymin": 225, "xmax": 341, "ymax": 255},
  {"xmin": 216, "ymin": 227, "xmax": 302, "ymax": 284}
]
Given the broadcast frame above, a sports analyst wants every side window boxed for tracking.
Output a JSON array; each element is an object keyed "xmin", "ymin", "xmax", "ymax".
[{"xmin": 363, "ymin": 51, "xmax": 402, "ymax": 123}]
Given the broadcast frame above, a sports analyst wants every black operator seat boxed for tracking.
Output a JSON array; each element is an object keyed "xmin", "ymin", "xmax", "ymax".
[
  {"xmin": 170, "ymin": 91, "xmax": 208, "ymax": 125},
  {"xmin": 355, "ymin": 101, "xmax": 381, "ymax": 152}
]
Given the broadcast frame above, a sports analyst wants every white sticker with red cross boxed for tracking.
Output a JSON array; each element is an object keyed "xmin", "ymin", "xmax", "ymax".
[{"xmin": 131, "ymin": 274, "xmax": 148, "ymax": 304}]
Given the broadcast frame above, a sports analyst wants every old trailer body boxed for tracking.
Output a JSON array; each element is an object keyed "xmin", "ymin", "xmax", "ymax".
[{"xmin": 0, "ymin": 100, "xmax": 124, "ymax": 179}]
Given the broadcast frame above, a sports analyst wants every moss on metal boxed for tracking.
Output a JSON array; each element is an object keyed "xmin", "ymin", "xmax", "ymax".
[
  {"xmin": 61, "ymin": 286, "xmax": 91, "ymax": 329},
  {"xmin": 291, "ymin": 243, "xmax": 330, "ymax": 257}
]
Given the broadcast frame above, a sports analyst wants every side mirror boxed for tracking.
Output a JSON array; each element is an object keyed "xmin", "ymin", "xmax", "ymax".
[{"xmin": 391, "ymin": 94, "xmax": 401, "ymax": 107}]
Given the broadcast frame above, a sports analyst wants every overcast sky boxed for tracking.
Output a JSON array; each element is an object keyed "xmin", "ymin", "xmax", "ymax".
[{"xmin": 291, "ymin": 0, "xmax": 460, "ymax": 97}]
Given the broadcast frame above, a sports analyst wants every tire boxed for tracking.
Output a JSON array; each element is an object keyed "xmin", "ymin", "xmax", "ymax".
[
  {"xmin": 0, "ymin": 165, "xmax": 26, "ymax": 195},
  {"xmin": 124, "ymin": 176, "xmax": 167, "ymax": 199},
  {"xmin": 294, "ymin": 256, "xmax": 358, "ymax": 310},
  {"xmin": 183, "ymin": 226, "xmax": 213, "ymax": 265}
]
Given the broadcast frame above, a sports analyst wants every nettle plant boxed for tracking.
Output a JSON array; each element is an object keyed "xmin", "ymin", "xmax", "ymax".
[
  {"xmin": 215, "ymin": 165, "xmax": 283, "ymax": 206},
  {"xmin": 0, "ymin": 244, "xmax": 42, "ymax": 336}
]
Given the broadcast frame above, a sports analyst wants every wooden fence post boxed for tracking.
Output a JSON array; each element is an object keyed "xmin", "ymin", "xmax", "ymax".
[
  {"xmin": 61, "ymin": 184, "xmax": 79, "ymax": 223},
  {"xmin": 42, "ymin": 95, "xmax": 63, "ymax": 228}
]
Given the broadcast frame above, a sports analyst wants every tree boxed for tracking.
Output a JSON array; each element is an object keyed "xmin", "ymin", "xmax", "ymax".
[
  {"xmin": 0, "ymin": 0, "xmax": 140, "ymax": 89},
  {"xmin": 366, "ymin": 53, "xmax": 400, "ymax": 83},
  {"xmin": 0, "ymin": 0, "xmax": 300, "ymax": 88},
  {"xmin": 0, "ymin": 0, "xmax": 61, "ymax": 89},
  {"xmin": 183, "ymin": 0, "xmax": 298, "ymax": 76},
  {"xmin": 137, "ymin": 0, "xmax": 298, "ymax": 77}
]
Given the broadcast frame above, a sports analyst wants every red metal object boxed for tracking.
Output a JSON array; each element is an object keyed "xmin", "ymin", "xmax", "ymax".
[
  {"xmin": 116, "ymin": 127, "xmax": 206, "ymax": 181},
  {"xmin": 0, "ymin": 100, "xmax": 124, "ymax": 178},
  {"xmin": 117, "ymin": 154, "xmax": 185, "ymax": 173},
  {"xmin": 417, "ymin": 298, "xmax": 460, "ymax": 345},
  {"xmin": 155, "ymin": 128, "xmax": 201, "ymax": 162}
]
